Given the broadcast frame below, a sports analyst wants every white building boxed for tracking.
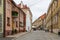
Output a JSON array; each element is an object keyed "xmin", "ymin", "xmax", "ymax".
[
  {"xmin": 18, "ymin": 1, "xmax": 32, "ymax": 32},
  {"xmin": 26, "ymin": 10, "xmax": 32, "ymax": 32}
]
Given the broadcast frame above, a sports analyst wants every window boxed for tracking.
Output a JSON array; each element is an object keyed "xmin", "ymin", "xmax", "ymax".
[
  {"xmin": 7, "ymin": 17, "xmax": 10, "ymax": 26},
  {"xmin": 12, "ymin": 11, "xmax": 18, "ymax": 16},
  {"xmin": 55, "ymin": 14, "xmax": 58, "ymax": 24},
  {"xmin": 16, "ymin": 21, "xmax": 18, "ymax": 27},
  {"xmin": 19, "ymin": 21, "xmax": 24, "ymax": 27},
  {"xmin": 19, "ymin": 22, "xmax": 22, "ymax": 27},
  {"xmin": 53, "ymin": 3, "xmax": 55, "ymax": 11},
  {"xmin": 0, "ymin": 0, "xmax": 1, "ymax": 6},
  {"xmin": 54, "ymin": 0, "xmax": 58, "ymax": 8}
]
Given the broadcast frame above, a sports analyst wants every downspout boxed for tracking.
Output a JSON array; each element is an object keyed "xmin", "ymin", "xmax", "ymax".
[{"xmin": 3, "ymin": 0, "xmax": 6, "ymax": 37}]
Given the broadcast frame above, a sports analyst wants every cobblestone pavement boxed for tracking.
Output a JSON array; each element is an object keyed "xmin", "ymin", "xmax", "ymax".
[{"xmin": 15, "ymin": 30, "xmax": 60, "ymax": 40}]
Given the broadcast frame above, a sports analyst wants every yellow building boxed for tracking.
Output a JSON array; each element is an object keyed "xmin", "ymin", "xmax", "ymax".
[
  {"xmin": 32, "ymin": 13, "xmax": 46, "ymax": 30},
  {"xmin": 0, "ymin": 0, "xmax": 4, "ymax": 37},
  {"xmin": 32, "ymin": 17, "xmax": 42, "ymax": 29},
  {"xmin": 46, "ymin": 0, "xmax": 60, "ymax": 34}
]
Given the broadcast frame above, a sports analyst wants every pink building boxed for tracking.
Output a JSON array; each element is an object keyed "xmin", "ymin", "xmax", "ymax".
[
  {"xmin": 3, "ymin": 0, "xmax": 26, "ymax": 37},
  {"xmin": 5, "ymin": 0, "xmax": 12, "ymax": 36},
  {"xmin": 19, "ymin": 10, "xmax": 26, "ymax": 32}
]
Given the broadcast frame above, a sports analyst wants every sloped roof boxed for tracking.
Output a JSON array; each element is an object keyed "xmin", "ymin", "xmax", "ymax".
[
  {"xmin": 40, "ymin": 13, "xmax": 46, "ymax": 20},
  {"xmin": 33, "ymin": 13, "xmax": 46, "ymax": 24}
]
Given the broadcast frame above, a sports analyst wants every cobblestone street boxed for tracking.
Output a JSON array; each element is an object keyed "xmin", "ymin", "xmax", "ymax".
[{"xmin": 13, "ymin": 30, "xmax": 60, "ymax": 40}]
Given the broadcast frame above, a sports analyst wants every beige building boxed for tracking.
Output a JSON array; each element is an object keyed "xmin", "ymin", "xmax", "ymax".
[
  {"xmin": 32, "ymin": 17, "xmax": 42, "ymax": 28},
  {"xmin": 0, "ymin": 0, "xmax": 4, "ymax": 37},
  {"xmin": 46, "ymin": 0, "xmax": 60, "ymax": 34},
  {"xmin": 32, "ymin": 13, "xmax": 46, "ymax": 29}
]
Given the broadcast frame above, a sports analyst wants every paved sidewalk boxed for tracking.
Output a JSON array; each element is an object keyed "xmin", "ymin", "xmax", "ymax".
[
  {"xmin": 0, "ymin": 32, "xmax": 28, "ymax": 40},
  {"xmin": 7, "ymin": 32, "xmax": 28, "ymax": 38}
]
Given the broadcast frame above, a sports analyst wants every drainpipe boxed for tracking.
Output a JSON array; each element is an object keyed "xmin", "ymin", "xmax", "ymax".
[{"xmin": 3, "ymin": 0, "xmax": 6, "ymax": 37}]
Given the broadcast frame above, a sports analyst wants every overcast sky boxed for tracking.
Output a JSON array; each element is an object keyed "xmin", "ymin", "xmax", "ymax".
[{"xmin": 13, "ymin": 0, "xmax": 52, "ymax": 22}]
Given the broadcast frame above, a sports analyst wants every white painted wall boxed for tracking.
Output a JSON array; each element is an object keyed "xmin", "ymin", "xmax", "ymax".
[{"xmin": 26, "ymin": 11, "xmax": 32, "ymax": 32}]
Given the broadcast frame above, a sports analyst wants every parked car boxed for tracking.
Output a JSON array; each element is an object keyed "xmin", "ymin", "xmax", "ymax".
[{"xmin": 33, "ymin": 28, "xmax": 36, "ymax": 31}]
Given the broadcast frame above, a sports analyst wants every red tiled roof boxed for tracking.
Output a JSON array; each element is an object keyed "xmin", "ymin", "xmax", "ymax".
[
  {"xmin": 33, "ymin": 13, "xmax": 46, "ymax": 24},
  {"xmin": 40, "ymin": 13, "xmax": 46, "ymax": 19}
]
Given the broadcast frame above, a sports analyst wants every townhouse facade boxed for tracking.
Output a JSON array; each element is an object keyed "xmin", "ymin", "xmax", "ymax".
[
  {"xmin": 46, "ymin": 0, "xmax": 60, "ymax": 34},
  {"xmin": 0, "ymin": 0, "xmax": 26, "ymax": 37},
  {"xmin": 32, "ymin": 17, "xmax": 42, "ymax": 29},
  {"xmin": 18, "ymin": 1, "xmax": 32, "ymax": 32},
  {"xmin": 19, "ymin": 9, "xmax": 26, "ymax": 32},
  {"xmin": 32, "ymin": 13, "xmax": 46, "ymax": 30}
]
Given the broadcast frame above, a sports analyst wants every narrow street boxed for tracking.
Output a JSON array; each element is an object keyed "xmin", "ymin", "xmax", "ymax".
[
  {"xmin": 0, "ymin": 0, "xmax": 60, "ymax": 40},
  {"xmin": 14, "ymin": 30, "xmax": 60, "ymax": 40}
]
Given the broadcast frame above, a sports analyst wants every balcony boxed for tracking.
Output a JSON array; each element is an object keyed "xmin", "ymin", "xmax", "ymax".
[{"xmin": 12, "ymin": 11, "xmax": 18, "ymax": 18}]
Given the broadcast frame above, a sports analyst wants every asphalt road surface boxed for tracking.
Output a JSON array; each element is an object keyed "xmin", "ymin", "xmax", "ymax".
[{"xmin": 15, "ymin": 30, "xmax": 60, "ymax": 40}]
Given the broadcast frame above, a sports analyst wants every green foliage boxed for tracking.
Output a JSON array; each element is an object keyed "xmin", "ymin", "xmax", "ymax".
[{"xmin": 12, "ymin": 11, "xmax": 18, "ymax": 16}]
